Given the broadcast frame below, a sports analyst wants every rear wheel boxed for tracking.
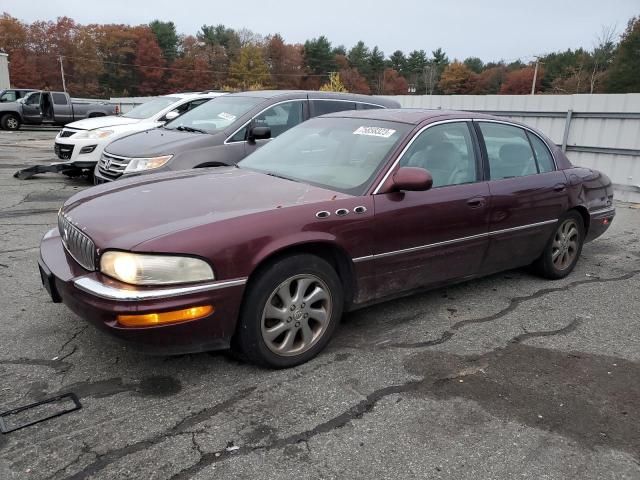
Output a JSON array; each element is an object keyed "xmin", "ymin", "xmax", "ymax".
[
  {"xmin": 533, "ymin": 211, "xmax": 584, "ymax": 279},
  {"xmin": 1, "ymin": 114, "xmax": 21, "ymax": 131},
  {"xmin": 233, "ymin": 254, "xmax": 343, "ymax": 368}
]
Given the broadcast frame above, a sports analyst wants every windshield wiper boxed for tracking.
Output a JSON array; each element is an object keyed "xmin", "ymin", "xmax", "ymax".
[
  {"xmin": 174, "ymin": 125, "xmax": 207, "ymax": 134},
  {"xmin": 264, "ymin": 171, "xmax": 296, "ymax": 182}
]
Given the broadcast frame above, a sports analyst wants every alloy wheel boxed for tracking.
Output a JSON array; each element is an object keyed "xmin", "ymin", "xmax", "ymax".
[
  {"xmin": 261, "ymin": 274, "xmax": 332, "ymax": 356},
  {"xmin": 551, "ymin": 218, "xmax": 579, "ymax": 270}
]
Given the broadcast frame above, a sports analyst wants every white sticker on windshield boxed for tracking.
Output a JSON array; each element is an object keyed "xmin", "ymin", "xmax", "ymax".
[
  {"xmin": 218, "ymin": 112, "xmax": 236, "ymax": 121},
  {"xmin": 353, "ymin": 126, "xmax": 396, "ymax": 138}
]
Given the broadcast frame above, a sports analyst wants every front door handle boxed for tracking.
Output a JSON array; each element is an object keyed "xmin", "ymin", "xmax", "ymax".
[
  {"xmin": 553, "ymin": 183, "xmax": 567, "ymax": 192},
  {"xmin": 466, "ymin": 196, "xmax": 486, "ymax": 208}
]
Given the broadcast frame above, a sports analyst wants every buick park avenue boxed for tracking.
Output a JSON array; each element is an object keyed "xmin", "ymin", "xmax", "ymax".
[{"xmin": 39, "ymin": 109, "xmax": 615, "ymax": 368}]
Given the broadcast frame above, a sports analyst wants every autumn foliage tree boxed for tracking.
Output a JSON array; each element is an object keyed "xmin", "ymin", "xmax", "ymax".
[
  {"xmin": 438, "ymin": 61, "xmax": 476, "ymax": 94},
  {"xmin": 1, "ymin": 12, "xmax": 638, "ymax": 97},
  {"xmin": 500, "ymin": 66, "xmax": 543, "ymax": 94}
]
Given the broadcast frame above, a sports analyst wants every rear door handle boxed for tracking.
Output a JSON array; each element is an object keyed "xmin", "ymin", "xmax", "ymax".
[
  {"xmin": 553, "ymin": 183, "xmax": 567, "ymax": 192},
  {"xmin": 466, "ymin": 196, "xmax": 486, "ymax": 208}
]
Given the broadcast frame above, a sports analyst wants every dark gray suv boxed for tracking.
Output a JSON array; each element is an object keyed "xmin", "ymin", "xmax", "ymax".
[{"xmin": 94, "ymin": 90, "xmax": 400, "ymax": 182}]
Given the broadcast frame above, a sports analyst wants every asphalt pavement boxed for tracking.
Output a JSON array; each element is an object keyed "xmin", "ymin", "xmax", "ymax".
[{"xmin": 0, "ymin": 129, "xmax": 639, "ymax": 479}]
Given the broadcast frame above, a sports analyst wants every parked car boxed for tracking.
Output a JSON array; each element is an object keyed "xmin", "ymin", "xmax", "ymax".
[
  {"xmin": 0, "ymin": 90, "xmax": 117, "ymax": 131},
  {"xmin": 0, "ymin": 88, "xmax": 37, "ymax": 103},
  {"xmin": 93, "ymin": 90, "xmax": 400, "ymax": 183},
  {"xmin": 39, "ymin": 109, "xmax": 615, "ymax": 367},
  {"xmin": 13, "ymin": 92, "xmax": 226, "ymax": 180}
]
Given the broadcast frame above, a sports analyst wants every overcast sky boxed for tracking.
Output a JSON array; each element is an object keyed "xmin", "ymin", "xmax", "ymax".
[{"xmin": 3, "ymin": 0, "xmax": 638, "ymax": 61}]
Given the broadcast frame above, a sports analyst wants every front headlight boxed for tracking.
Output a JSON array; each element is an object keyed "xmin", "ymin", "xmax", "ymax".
[
  {"xmin": 76, "ymin": 129, "xmax": 115, "ymax": 139},
  {"xmin": 124, "ymin": 155, "xmax": 173, "ymax": 173},
  {"xmin": 100, "ymin": 251, "xmax": 214, "ymax": 285}
]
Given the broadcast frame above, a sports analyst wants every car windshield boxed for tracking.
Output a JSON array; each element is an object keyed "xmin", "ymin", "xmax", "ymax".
[
  {"xmin": 165, "ymin": 96, "xmax": 263, "ymax": 133},
  {"xmin": 123, "ymin": 97, "xmax": 180, "ymax": 119},
  {"xmin": 238, "ymin": 117, "xmax": 410, "ymax": 195}
]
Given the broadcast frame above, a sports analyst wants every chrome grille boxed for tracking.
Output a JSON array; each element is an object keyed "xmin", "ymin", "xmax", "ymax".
[
  {"xmin": 98, "ymin": 152, "xmax": 131, "ymax": 180},
  {"xmin": 58, "ymin": 212, "xmax": 96, "ymax": 271}
]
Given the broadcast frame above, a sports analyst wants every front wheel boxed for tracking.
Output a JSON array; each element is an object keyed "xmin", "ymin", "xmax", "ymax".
[
  {"xmin": 233, "ymin": 254, "xmax": 343, "ymax": 368},
  {"xmin": 1, "ymin": 114, "xmax": 21, "ymax": 131},
  {"xmin": 533, "ymin": 211, "xmax": 585, "ymax": 279}
]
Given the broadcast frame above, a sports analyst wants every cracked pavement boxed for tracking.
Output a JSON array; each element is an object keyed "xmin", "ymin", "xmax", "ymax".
[{"xmin": 0, "ymin": 130, "xmax": 639, "ymax": 479}]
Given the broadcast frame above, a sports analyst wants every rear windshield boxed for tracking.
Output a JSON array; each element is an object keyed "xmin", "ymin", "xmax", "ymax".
[
  {"xmin": 123, "ymin": 97, "xmax": 180, "ymax": 119},
  {"xmin": 164, "ymin": 96, "xmax": 263, "ymax": 133}
]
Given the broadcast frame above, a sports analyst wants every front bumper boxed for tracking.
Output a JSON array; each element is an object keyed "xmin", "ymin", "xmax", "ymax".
[{"xmin": 39, "ymin": 228, "xmax": 246, "ymax": 354}]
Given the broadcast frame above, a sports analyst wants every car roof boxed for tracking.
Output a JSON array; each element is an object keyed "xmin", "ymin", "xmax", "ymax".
[
  {"xmin": 225, "ymin": 90, "xmax": 399, "ymax": 107},
  {"xmin": 162, "ymin": 92, "xmax": 226, "ymax": 100},
  {"xmin": 319, "ymin": 108, "xmax": 509, "ymax": 125}
]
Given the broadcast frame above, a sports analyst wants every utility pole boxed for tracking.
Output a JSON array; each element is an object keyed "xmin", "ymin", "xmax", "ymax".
[
  {"xmin": 59, "ymin": 55, "xmax": 67, "ymax": 93},
  {"xmin": 531, "ymin": 58, "xmax": 539, "ymax": 95}
]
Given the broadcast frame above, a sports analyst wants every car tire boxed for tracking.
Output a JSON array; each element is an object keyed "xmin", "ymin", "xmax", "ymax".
[
  {"xmin": 533, "ymin": 210, "xmax": 585, "ymax": 279},
  {"xmin": 233, "ymin": 254, "xmax": 344, "ymax": 368},
  {"xmin": 1, "ymin": 114, "xmax": 21, "ymax": 131}
]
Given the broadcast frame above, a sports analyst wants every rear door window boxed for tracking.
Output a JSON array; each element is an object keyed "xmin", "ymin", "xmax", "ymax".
[
  {"xmin": 357, "ymin": 103, "xmax": 384, "ymax": 110},
  {"xmin": 527, "ymin": 132, "xmax": 555, "ymax": 173},
  {"xmin": 311, "ymin": 100, "xmax": 357, "ymax": 117},
  {"xmin": 52, "ymin": 93, "xmax": 68, "ymax": 105},
  {"xmin": 478, "ymin": 122, "xmax": 538, "ymax": 179}
]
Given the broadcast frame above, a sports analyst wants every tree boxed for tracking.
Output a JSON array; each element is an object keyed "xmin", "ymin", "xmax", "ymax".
[
  {"xmin": 430, "ymin": 47, "xmax": 449, "ymax": 94},
  {"xmin": 472, "ymin": 66, "xmax": 506, "ymax": 94},
  {"xmin": 589, "ymin": 25, "xmax": 616, "ymax": 93},
  {"xmin": 167, "ymin": 36, "xmax": 213, "ymax": 91},
  {"xmin": 339, "ymin": 68, "xmax": 370, "ymax": 94},
  {"xmin": 438, "ymin": 61, "xmax": 475, "ymax": 94},
  {"xmin": 319, "ymin": 72, "xmax": 347, "ymax": 92},
  {"xmin": 135, "ymin": 28, "xmax": 166, "ymax": 95},
  {"xmin": 303, "ymin": 36, "xmax": 335, "ymax": 75},
  {"xmin": 347, "ymin": 41, "xmax": 370, "ymax": 77},
  {"xmin": 607, "ymin": 16, "xmax": 640, "ymax": 92},
  {"xmin": 381, "ymin": 68, "xmax": 408, "ymax": 94},
  {"xmin": 388, "ymin": 50, "xmax": 407, "ymax": 76},
  {"xmin": 500, "ymin": 66, "xmax": 543, "ymax": 94},
  {"xmin": 229, "ymin": 44, "xmax": 270, "ymax": 89},
  {"xmin": 406, "ymin": 49, "xmax": 428, "ymax": 93},
  {"xmin": 463, "ymin": 56, "xmax": 484, "ymax": 73},
  {"xmin": 368, "ymin": 46, "xmax": 385, "ymax": 93},
  {"xmin": 265, "ymin": 34, "xmax": 304, "ymax": 89},
  {"xmin": 149, "ymin": 20, "xmax": 178, "ymax": 62}
]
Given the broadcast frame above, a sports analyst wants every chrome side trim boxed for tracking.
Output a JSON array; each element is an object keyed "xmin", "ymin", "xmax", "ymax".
[
  {"xmin": 589, "ymin": 206, "xmax": 616, "ymax": 216},
  {"xmin": 73, "ymin": 276, "xmax": 247, "ymax": 301},
  {"xmin": 352, "ymin": 219, "xmax": 558, "ymax": 263},
  {"xmin": 372, "ymin": 119, "xmax": 474, "ymax": 194},
  {"xmin": 488, "ymin": 219, "xmax": 558, "ymax": 235}
]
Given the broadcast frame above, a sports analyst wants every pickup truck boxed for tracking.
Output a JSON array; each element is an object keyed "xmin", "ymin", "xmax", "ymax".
[{"xmin": 0, "ymin": 90, "xmax": 118, "ymax": 130}]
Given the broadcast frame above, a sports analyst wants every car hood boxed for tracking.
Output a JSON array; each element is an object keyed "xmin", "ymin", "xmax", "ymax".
[
  {"xmin": 105, "ymin": 128, "xmax": 223, "ymax": 157},
  {"xmin": 66, "ymin": 116, "xmax": 141, "ymax": 130},
  {"xmin": 62, "ymin": 167, "xmax": 350, "ymax": 250}
]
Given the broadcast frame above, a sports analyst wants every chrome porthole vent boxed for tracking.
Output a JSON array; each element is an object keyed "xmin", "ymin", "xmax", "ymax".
[
  {"xmin": 335, "ymin": 208, "xmax": 349, "ymax": 217},
  {"xmin": 316, "ymin": 211, "xmax": 330, "ymax": 219},
  {"xmin": 353, "ymin": 206, "xmax": 367, "ymax": 214}
]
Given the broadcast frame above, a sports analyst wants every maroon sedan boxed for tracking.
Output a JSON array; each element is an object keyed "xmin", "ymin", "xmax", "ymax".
[{"xmin": 39, "ymin": 109, "xmax": 615, "ymax": 367}]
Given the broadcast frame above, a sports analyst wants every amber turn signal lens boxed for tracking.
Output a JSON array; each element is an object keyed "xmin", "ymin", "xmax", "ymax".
[{"xmin": 117, "ymin": 305, "xmax": 214, "ymax": 327}]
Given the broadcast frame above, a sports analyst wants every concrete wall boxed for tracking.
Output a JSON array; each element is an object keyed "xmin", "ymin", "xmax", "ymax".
[
  {"xmin": 0, "ymin": 53, "xmax": 10, "ymax": 90},
  {"xmin": 382, "ymin": 94, "xmax": 640, "ymax": 203}
]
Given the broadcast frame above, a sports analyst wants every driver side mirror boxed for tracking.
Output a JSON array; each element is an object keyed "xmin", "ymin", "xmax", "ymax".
[
  {"xmin": 163, "ymin": 110, "xmax": 180, "ymax": 122},
  {"xmin": 248, "ymin": 125, "xmax": 271, "ymax": 143},
  {"xmin": 390, "ymin": 167, "xmax": 433, "ymax": 192}
]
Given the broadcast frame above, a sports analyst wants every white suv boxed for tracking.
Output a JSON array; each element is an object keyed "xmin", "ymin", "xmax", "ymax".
[{"xmin": 53, "ymin": 92, "xmax": 225, "ymax": 168}]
